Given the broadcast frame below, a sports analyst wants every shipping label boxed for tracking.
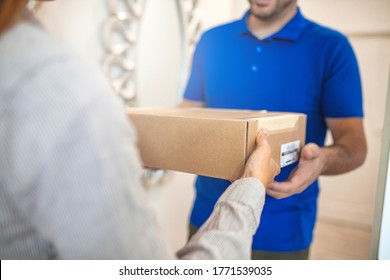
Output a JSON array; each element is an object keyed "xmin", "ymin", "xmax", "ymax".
[{"xmin": 280, "ymin": 140, "xmax": 300, "ymax": 167}]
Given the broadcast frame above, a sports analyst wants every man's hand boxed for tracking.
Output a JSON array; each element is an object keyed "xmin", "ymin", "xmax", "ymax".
[
  {"xmin": 267, "ymin": 143, "xmax": 323, "ymax": 199},
  {"xmin": 242, "ymin": 129, "xmax": 280, "ymax": 187},
  {"xmin": 267, "ymin": 118, "xmax": 367, "ymax": 199}
]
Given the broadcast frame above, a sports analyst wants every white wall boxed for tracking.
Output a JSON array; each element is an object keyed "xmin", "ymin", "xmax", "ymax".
[
  {"xmin": 35, "ymin": 0, "xmax": 107, "ymax": 68},
  {"xmin": 137, "ymin": 0, "xmax": 182, "ymax": 107},
  {"xmin": 379, "ymin": 149, "xmax": 390, "ymax": 259}
]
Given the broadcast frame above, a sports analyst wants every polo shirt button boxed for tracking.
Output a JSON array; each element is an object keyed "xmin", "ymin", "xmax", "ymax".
[
  {"xmin": 251, "ymin": 65, "xmax": 258, "ymax": 72},
  {"xmin": 256, "ymin": 46, "xmax": 262, "ymax": 53}
]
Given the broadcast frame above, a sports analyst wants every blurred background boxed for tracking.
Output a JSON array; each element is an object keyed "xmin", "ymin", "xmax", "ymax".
[{"xmin": 33, "ymin": 0, "xmax": 390, "ymax": 259}]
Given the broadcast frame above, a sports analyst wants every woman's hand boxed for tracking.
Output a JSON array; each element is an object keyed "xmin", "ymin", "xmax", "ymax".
[{"xmin": 242, "ymin": 129, "xmax": 280, "ymax": 187}]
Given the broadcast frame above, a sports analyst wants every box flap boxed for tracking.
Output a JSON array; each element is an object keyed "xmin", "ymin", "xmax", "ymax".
[{"xmin": 127, "ymin": 107, "xmax": 270, "ymax": 120}]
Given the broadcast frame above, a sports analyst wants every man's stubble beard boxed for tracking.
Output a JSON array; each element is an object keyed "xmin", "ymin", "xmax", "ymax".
[{"xmin": 249, "ymin": 0, "xmax": 296, "ymax": 22}]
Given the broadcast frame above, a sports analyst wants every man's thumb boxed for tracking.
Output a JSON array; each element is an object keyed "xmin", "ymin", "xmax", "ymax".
[{"xmin": 301, "ymin": 143, "xmax": 320, "ymax": 161}]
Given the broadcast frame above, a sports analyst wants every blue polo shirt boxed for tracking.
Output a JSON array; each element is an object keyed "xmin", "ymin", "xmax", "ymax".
[{"xmin": 184, "ymin": 9, "xmax": 363, "ymax": 251}]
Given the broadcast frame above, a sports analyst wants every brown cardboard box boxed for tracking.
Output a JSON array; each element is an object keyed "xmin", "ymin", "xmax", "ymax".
[{"xmin": 127, "ymin": 107, "xmax": 306, "ymax": 181}]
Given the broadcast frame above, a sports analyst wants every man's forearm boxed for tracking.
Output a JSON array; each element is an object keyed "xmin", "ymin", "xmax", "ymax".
[
  {"xmin": 320, "ymin": 118, "xmax": 367, "ymax": 175},
  {"xmin": 320, "ymin": 141, "xmax": 367, "ymax": 175}
]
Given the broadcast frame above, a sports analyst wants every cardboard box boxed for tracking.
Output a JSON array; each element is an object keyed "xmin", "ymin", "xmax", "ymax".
[{"xmin": 127, "ymin": 107, "xmax": 306, "ymax": 181}]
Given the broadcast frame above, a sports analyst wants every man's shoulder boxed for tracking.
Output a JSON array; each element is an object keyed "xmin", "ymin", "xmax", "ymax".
[
  {"xmin": 304, "ymin": 18, "xmax": 349, "ymax": 44},
  {"xmin": 201, "ymin": 19, "xmax": 243, "ymax": 40}
]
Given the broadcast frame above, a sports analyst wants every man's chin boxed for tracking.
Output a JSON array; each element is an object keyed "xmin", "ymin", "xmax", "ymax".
[{"xmin": 251, "ymin": 9, "xmax": 275, "ymax": 20}]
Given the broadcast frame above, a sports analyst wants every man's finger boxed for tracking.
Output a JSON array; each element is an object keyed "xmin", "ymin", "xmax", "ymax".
[
  {"xmin": 300, "ymin": 143, "xmax": 320, "ymax": 161},
  {"xmin": 266, "ymin": 188, "xmax": 290, "ymax": 199},
  {"xmin": 269, "ymin": 180, "xmax": 295, "ymax": 193}
]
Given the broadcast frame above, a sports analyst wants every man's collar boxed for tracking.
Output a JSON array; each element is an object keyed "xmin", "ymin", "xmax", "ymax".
[{"xmin": 235, "ymin": 7, "xmax": 307, "ymax": 42}]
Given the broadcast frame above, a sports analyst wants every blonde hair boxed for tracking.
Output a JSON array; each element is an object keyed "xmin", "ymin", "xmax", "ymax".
[{"xmin": 0, "ymin": 0, "xmax": 29, "ymax": 34}]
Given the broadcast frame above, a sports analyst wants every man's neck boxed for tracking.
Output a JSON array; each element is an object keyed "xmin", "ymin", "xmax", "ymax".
[{"xmin": 247, "ymin": 6, "xmax": 297, "ymax": 40}]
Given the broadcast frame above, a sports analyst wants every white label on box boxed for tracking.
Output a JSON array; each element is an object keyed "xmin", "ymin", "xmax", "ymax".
[{"xmin": 280, "ymin": 140, "xmax": 300, "ymax": 167}]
